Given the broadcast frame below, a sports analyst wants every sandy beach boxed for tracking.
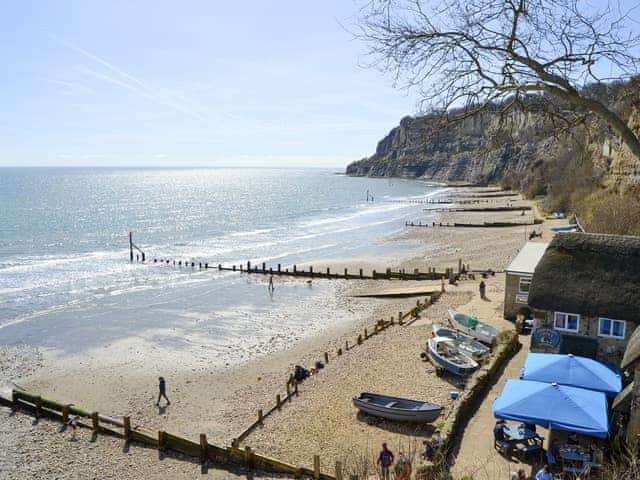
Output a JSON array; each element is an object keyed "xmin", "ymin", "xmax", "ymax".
[{"xmin": 1, "ymin": 188, "xmax": 535, "ymax": 479}]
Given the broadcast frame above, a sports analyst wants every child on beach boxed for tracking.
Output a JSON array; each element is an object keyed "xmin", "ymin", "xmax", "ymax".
[
  {"xmin": 156, "ymin": 376, "xmax": 170, "ymax": 406},
  {"xmin": 68, "ymin": 415, "xmax": 79, "ymax": 441}
]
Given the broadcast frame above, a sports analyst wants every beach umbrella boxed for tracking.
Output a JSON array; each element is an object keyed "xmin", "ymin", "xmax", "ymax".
[
  {"xmin": 493, "ymin": 379, "xmax": 609, "ymax": 438},
  {"xmin": 520, "ymin": 353, "xmax": 621, "ymax": 397}
]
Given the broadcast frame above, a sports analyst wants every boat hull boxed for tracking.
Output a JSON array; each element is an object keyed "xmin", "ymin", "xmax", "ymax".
[
  {"xmin": 352, "ymin": 393, "xmax": 442, "ymax": 423},
  {"xmin": 447, "ymin": 310, "xmax": 501, "ymax": 345},
  {"xmin": 428, "ymin": 337, "xmax": 479, "ymax": 377}
]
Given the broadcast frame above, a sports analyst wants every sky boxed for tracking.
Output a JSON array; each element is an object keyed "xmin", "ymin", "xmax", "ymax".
[{"xmin": 0, "ymin": 1, "xmax": 418, "ymax": 168}]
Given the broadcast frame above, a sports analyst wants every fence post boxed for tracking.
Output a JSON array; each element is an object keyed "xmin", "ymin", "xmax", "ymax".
[
  {"xmin": 91, "ymin": 412, "xmax": 99, "ymax": 432},
  {"xmin": 276, "ymin": 394, "xmax": 281, "ymax": 410},
  {"xmin": 364, "ymin": 328, "xmax": 368, "ymax": 339},
  {"xmin": 314, "ymin": 455, "xmax": 321, "ymax": 479},
  {"xmin": 62, "ymin": 405, "xmax": 69, "ymax": 423},
  {"xmin": 158, "ymin": 431, "xmax": 167, "ymax": 451},
  {"xmin": 123, "ymin": 416, "xmax": 131, "ymax": 441},
  {"xmin": 335, "ymin": 461, "xmax": 343, "ymax": 480},
  {"xmin": 200, "ymin": 433, "xmax": 208, "ymax": 464},
  {"xmin": 324, "ymin": 352, "xmax": 329, "ymax": 364}
]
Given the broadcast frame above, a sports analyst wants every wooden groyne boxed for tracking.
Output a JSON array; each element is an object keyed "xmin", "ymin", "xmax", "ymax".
[
  {"xmin": 140, "ymin": 258, "xmax": 459, "ymax": 282},
  {"xmin": 2, "ymin": 389, "xmax": 339, "ymax": 480},
  {"xmin": 405, "ymin": 220, "xmax": 542, "ymax": 228},
  {"xmin": 232, "ymin": 292, "xmax": 443, "ymax": 447},
  {"xmin": 452, "ymin": 192, "xmax": 520, "ymax": 198},
  {"xmin": 426, "ymin": 206, "xmax": 532, "ymax": 213}
]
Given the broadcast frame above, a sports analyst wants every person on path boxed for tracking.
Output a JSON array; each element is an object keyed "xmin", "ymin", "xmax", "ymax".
[
  {"xmin": 511, "ymin": 469, "xmax": 527, "ymax": 480},
  {"xmin": 156, "ymin": 376, "xmax": 170, "ymax": 406},
  {"xmin": 479, "ymin": 280, "xmax": 486, "ymax": 299},
  {"xmin": 395, "ymin": 452, "xmax": 411, "ymax": 480},
  {"xmin": 268, "ymin": 275, "xmax": 274, "ymax": 292},
  {"xmin": 535, "ymin": 465, "xmax": 553, "ymax": 480},
  {"xmin": 377, "ymin": 443, "xmax": 394, "ymax": 480}
]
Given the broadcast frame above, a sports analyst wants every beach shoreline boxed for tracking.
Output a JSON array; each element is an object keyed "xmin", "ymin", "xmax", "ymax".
[{"xmin": 1, "ymin": 186, "xmax": 536, "ymax": 479}]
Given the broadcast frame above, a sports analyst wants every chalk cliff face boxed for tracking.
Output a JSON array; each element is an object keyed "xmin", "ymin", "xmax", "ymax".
[{"xmin": 346, "ymin": 95, "xmax": 640, "ymax": 192}]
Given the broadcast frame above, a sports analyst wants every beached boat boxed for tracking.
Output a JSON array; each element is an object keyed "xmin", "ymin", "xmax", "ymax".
[
  {"xmin": 427, "ymin": 336, "xmax": 479, "ymax": 377},
  {"xmin": 447, "ymin": 310, "xmax": 501, "ymax": 345},
  {"xmin": 352, "ymin": 392, "xmax": 443, "ymax": 423},
  {"xmin": 432, "ymin": 323, "xmax": 490, "ymax": 360}
]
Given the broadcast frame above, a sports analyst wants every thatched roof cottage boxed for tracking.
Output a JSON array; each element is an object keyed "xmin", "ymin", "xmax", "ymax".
[{"xmin": 528, "ymin": 232, "xmax": 640, "ymax": 364}]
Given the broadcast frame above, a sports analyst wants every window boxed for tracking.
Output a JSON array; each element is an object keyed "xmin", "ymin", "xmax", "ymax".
[
  {"xmin": 554, "ymin": 312, "xmax": 580, "ymax": 332},
  {"xmin": 598, "ymin": 318, "xmax": 626, "ymax": 339},
  {"xmin": 518, "ymin": 277, "xmax": 531, "ymax": 294}
]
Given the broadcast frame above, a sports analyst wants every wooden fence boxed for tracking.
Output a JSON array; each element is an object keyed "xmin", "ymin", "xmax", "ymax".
[{"xmin": 2, "ymin": 389, "xmax": 339, "ymax": 480}]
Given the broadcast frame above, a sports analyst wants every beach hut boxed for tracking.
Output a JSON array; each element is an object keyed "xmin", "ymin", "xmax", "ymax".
[
  {"xmin": 520, "ymin": 353, "xmax": 622, "ymax": 397},
  {"xmin": 493, "ymin": 379, "xmax": 609, "ymax": 439},
  {"xmin": 528, "ymin": 232, "xmax": 640, "ymax": 363}
]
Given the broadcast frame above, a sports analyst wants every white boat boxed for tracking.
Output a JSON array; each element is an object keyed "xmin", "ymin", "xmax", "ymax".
[
  {"xmin": 432, "ymin": 323, "xmax": 490, "ymax": 360},
  {"xmin": 352, "ymin": 392, "xmax": 443, "ymax": 423},
  {"xmin": 447, "ymin": 310, "xmax": 501, "ymax": 345},
  {"xmin": 427, "ymin": 336, "xmax": 479, "ymax": 377}
]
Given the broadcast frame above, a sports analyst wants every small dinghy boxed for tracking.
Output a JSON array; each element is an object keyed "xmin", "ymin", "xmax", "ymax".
[
  {"xmin": 448, "ymin": 310, "xmax": 501, "ymax": 345},
  {"xmin": 432, "ymin": 323, "xmax": 490, "ymax": 360},
  {"xmin": 427, "ymin": 336, "xmax": 479, "ymax": 377},
  {"xmin": 352, "ymin": 392, "xmax": 443, "ymax": 423}
]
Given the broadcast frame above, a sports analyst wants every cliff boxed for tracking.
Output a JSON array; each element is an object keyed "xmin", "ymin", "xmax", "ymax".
[{"xmin": 346, "ymin": 86, "xmax": 640, "ymax": 194}]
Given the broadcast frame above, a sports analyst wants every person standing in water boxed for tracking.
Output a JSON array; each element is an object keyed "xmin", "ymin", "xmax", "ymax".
[
  {"xmin": 268, "ymin": 275, "xmax": 274, "ymax": 292},
  {"xmin": 156, "ymin": 376, "xmax": 170, "ymax": 406}
]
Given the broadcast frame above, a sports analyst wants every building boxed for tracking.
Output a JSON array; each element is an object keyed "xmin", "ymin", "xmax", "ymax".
[
  {"xmin": 503, "ymin": 242, "xmax": 549, "ymax": 320},
  {"xmin": 527, "ymin": 232, "xmax": 640, "ymax": 364}
]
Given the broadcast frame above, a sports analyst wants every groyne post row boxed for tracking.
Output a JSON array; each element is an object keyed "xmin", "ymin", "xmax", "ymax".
[
  {"xmin": 136, "ymin": 256, "xmax": 457, "ymax": 282},
  {"xmin": 232, "ymin": 291, "xmax": 443, "ymax": 447},
  {"xmin": 0, "ymin": 390, "xmax": 338, "ymax": 480},
  {"xmin": 405, "ymin": 220, "xmax": 542, "ymax": 228}
]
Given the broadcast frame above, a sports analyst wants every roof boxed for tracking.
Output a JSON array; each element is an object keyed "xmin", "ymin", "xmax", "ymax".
[
  {"xmin": 528, "ymin": 233, "xmax": 640, "ymax": 322},
  {"xmin": 622, "ymin": 325, "xmax": 640, "ymax": 369},
  {"xmin": 505, "ymin": 242, "xmax": 549, "ymax": 275}
]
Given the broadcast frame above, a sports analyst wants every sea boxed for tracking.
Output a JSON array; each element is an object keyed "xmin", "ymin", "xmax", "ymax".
[{"xmin": 0, "ymin": 168, "xmax": 446, "ymax": 369}]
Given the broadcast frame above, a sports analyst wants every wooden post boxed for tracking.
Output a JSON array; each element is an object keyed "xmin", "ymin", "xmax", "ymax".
[
  {"xmin": 158, "ymin": 431, "xmax": 167, "ymax": 451},
  {"xmin": 309, "ymin": 266, "xmax": 313, "ymax": 277},
  {"xmin": 258, "ymin": 409, "xmax": 263, "ymax": 423},
  {"xmin": 34, "ymin": 396, "xmax": 42, "ymax": 419},
  {"xmin": 286, "ymin": 383, "xmax": 291, "ymax": 399},
  {"xmin": 62, "ymin": 405, "xmax": 69, "ymax": 423},
  {"xmin": 324, "ymin": 352, "xmax": 329, "ymax": 364},
  {"xmin": 314, "ymin": 455, "xmax": 321, "ymax": 479},
  {"xmin": 399, "ymin": 312, "xmax": 403, "ymax": 322},
  {"xmin": 335, "ymin": 461, "xmax": 343, "ymax": 480},
  {"xmin": 364, "ymin": 327, "xmax": 368, "ymax": 338},
  {"xmin": 337, "ymin": 348, "xmax": 342, "ymax": 356},
  {"xmin": 458, "ymin": 258, "xmax": 462, "ymax": 274},
  {"xmin": 293, "ymin": 265, "xmax": 297, "ymax": 273},
  {"xmin": 372, "ymin": 269, "xmax": 376, "ymax": 278},
  {"xmin": 262, "ymin": 262, "xmax": 266, "ymax": 272},
  {"xmin": 345, "ymin": 340, "xmax": 349, "ymax": 351},
  {"xmin": 129, "ymin": 232, "xmax": 133, "ymax": 262},
  {"xmin": 247, "ymin": 261, "xmax": 251, "ymax": 271},
  {"xmin": 276, "ymin": 394, "xmax": 281, "ymax": 409},
  {"xmin": 344, "ymin": 268, "xmax": 348, "ymax": 277},
  {"xmin": 357, "ymin": 334, "xmax": 362, "ymax": 345},
  {"xmin": 277, "ymin": 264, "xmax": 281, "ymax": 273},
  {"xmin": 359, "ymin": 268, "xmax": 363, "ymax": 278},
  {"xmin": 326, "ymin": 267, "xmax": 330, "ymax": 276},
  {"xmin": 200, "ymin": 434, "xmax": 208, "ymax": 463},
  {"xmin": 441, "ymin": 277, "xmax": 445, "ymax": 292},
  {"xmin": 91, "ymin": 411, "xmax": 99, "ymax": 432},
  {"xmin": 123, "ymin": 416, "xmax": 131, "ymax": 440},
  {"xmin": 244, "ymin": 446, "xmax": 253, "ymax": 466}
]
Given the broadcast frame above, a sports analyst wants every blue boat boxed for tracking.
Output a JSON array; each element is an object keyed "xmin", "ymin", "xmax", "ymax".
[{"xmin": 427, "ymin": 336, "xmax": 479, "ymax": 377}]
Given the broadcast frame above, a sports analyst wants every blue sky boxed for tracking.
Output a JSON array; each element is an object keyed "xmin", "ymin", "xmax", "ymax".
[{"xmin": 0, "ymin": 1, "xmax": 418, "ymax": 168}]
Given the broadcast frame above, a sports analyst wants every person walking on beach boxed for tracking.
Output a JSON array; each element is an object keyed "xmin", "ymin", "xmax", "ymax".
[
  {"xmin": 377, "ymin": 443, "xmax": 394, "ymax": 480},
  {"xmin": 479, "ymin": 280, "xmax": 486, "ymax": 299},
  {"xmin": 68, "ymin": 415, "xmax": 79, "ymax": 441},
  {"xmin": 156, "ymin": 376, "xmax": 170, "ymax": 406},
  {"xmin": 268, "ymin": 275, "xmax": 274, "ymax": 292}
]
